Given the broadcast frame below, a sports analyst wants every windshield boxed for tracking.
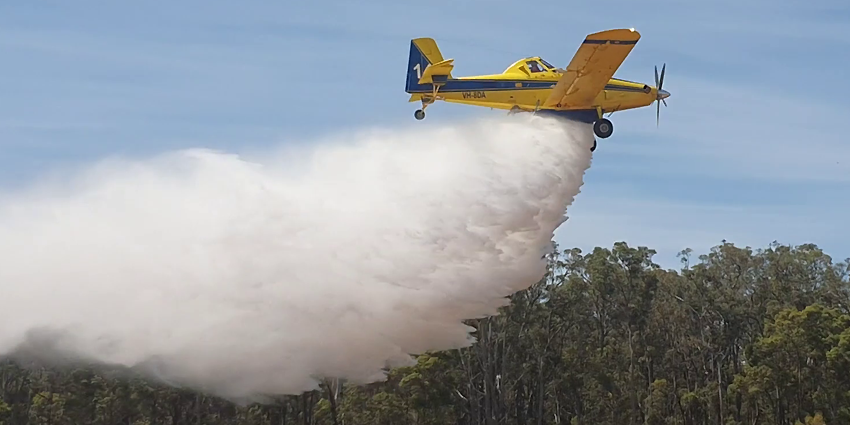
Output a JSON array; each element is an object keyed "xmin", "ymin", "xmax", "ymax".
[
  {"xmin": 526, "ymin": 60, "xmax": 545, "ymax": 73},
  {"xmin": 539, "ymin": 59, "xmax": 555, "ymax": 70}
]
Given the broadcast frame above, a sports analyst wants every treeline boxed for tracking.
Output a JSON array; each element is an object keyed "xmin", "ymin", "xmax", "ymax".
[{"xmin": 1, "ymin": 241, "xmax": 849, "ymax": 425}]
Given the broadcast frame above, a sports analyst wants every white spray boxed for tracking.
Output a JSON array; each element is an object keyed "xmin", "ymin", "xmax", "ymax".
[{"xmin": 0, "ymin": 114, "xmax": 594, "ymax": 401}]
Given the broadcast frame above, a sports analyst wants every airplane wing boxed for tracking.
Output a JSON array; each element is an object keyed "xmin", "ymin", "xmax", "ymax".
[{"xmin": 543, "ymin": 29, "xmax": 641, "ymax": 108}]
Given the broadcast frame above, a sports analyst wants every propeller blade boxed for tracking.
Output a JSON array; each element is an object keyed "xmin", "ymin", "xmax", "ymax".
[
  {"xmin": 659, "ymin": 63, "xmax": 666, "ymax": 90},
  {"xmin": 654, "ymin": 64, "xmax": 667, "ymax": 127},
  {"xmin": 656, "ymin": 100, "xmax": 660, "ymax": 127}
]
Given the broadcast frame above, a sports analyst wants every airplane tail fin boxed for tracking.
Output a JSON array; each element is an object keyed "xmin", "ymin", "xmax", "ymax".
[{"xmin": 405, "ymin": 38, "xmax": 452, "ymax": 93}]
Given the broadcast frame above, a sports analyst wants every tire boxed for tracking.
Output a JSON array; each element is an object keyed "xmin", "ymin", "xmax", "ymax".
[
  {"xmin": 593, "ymin": 118, "xmax": 613, "ymax": 138},
  {"xmin": 414, "ymin": 109, "xmax": 425, "ymax": 120}
]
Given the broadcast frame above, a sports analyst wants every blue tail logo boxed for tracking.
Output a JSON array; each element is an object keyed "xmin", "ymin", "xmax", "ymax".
[{"xmin": 405, "ymin": 41, "xmax": 431, "ymax": 93}]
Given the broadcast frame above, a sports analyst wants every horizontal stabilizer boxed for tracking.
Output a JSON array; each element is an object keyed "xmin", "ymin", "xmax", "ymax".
[{"xmin": 418, "ymin": 59, "xmax": 454, "ymax": 84}]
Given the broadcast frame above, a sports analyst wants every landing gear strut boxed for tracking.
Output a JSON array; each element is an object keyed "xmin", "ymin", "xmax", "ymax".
[
  {"xmin": 413, "ymin": 83, "xmax": 444, "ymax": 121},
  {"xmin": 593, "ymin": 118, "xmax": 613, "ymax": 139}
]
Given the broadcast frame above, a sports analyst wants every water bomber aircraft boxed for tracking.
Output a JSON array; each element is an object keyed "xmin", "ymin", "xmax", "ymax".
[{"xmin": 404, "ymin": 28, "xmax": 670, "ymax": 151}]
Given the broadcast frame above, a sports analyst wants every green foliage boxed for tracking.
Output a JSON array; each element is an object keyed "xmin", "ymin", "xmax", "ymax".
[
  {"xmin": 1, "ymin": 241, "xmax": 848, "ymax": 424},
  {"xmin": 0, "ymin": 400, "xmax": 10, "ymax": 425}
]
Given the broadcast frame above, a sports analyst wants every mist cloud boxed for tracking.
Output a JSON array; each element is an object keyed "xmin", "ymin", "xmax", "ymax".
[{"xmin": 0, "ymin": 114, "xmax": 594, "ymax": 401}]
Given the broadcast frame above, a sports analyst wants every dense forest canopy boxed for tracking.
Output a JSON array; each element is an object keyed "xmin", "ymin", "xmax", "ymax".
[{"xmin": 1, "ymin": 241, "xmax": 849, "ymax": 425}]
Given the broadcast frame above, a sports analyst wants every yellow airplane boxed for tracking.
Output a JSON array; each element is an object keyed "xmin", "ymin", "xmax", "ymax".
[{"xmin": 404, "ymin": 28, "xmax": 669, "ymax": 151}]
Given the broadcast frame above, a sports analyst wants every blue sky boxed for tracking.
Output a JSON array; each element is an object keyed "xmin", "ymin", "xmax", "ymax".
[{"xmin": 1, "ymin": 0, "xmax": 848, "ymax": 269}]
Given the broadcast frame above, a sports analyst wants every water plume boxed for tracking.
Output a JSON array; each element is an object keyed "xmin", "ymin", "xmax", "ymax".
[{"xmin": 0, "ymin": 114, "xmax": 594, "ymax": 401}]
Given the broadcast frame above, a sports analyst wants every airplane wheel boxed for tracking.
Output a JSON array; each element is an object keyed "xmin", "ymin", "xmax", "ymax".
[
  {"xmin": 591, "ymin": 139, "xmax": 597, "ymax": 152},
  {"xmin": 594, "ymin": 118, "xmax": 613, "ymax": 138},
  {"xmin": 414, "ymin": 109, "xmax": 425, "ymax": 120}
]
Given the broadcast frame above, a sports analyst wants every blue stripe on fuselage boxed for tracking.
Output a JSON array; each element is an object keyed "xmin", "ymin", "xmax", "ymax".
[
  {"xmin": 406, "ymin": 79, "xmax": 647, "ymax": 94},
  {"xmin": 407, "ymin": 80, "xmax": 553, "ymax": 93}
]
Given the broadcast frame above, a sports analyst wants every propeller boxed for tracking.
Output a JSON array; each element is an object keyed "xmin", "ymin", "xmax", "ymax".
[{"xmin": 654, "ymin": 63, "xmax": 670, "ymax": 126}]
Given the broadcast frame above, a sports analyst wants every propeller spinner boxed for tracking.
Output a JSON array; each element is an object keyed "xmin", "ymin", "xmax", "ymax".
[{"xmin": 654, "ymin": 64, "xmax": 670, "ymax": 126}]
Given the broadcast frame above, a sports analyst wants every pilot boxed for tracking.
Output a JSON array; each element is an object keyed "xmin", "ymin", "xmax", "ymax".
[{"xmin": 528, "ymin": 61, "xmax": 543, "ymax": 73}]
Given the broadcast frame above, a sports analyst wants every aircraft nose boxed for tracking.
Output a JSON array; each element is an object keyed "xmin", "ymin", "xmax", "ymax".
[{"xmin": 658, "ymin": 89, "xmax": 670, "ymax": 100}]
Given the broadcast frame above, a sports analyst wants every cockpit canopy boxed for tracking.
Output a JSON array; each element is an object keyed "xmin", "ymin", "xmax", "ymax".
[
  {"xmin": 525, "ymin": 58, "xmax": 558, "ymax": 73},
  {"xmin": 503, "ymin": 57, "xmax": 564, "ymax": 76}
]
